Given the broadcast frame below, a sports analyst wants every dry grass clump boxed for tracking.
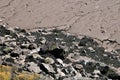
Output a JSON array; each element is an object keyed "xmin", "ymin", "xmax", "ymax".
[
  {"xmin": 13, "ymin": 72, "xmax": 40, "ymax": 80},
  {"xmin": 0, "ymin": 65, "xmax": 40, "ymax": 80},
  {"xmin": 0, "ymin": 65, "xmax": 12, "ymax": 80}
]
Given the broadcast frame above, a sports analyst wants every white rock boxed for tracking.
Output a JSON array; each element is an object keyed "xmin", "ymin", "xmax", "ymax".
[
  {"xmin": 41, "ymin": 63, "xmax": 55, "ymax": 73},
  {"xmin": 94, "ymin": 74, "xmax": 99, "ymax": 78},
  {"xmin": 57, "ymin": 68, "xmax": 65, "ymax": 76},
  {"xmin": 56, "ymin": 58, "xmax": 65, "ymax": 66},
  {"xmin": 32, "ymin": 53, "xmax": 43, "ymax": 59},
  {"xmin": 93, "ymin": 70, "xmax": 101, "ymax": 75},
  {"xmin": 30, "ymin": 47, "xmax": 40, "ymax": 54}
]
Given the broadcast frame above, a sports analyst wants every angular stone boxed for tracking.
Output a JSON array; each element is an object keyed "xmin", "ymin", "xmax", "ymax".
[
  {"xmin": 93, "ymin": 70, "xmax": 101, "ymax": 75},
  {"xmin": 40, "ymin": 37, "xmax": 46, "ymax": 44},
  {"xmin": 22, "ymin": 49, "xmax": 30, "ymax": 55},
  {"xmin": 28, "ymin": 43, "xmax": 37, "ymax": 50},
  {"xmin": 3, "ymin": 47, "xmax": 12, "ymax": 54},
  {"xmin": 27, "ymin": 62, "xmax": 41, "ymax": 73},
  {"xmin": 32, "ymin": 53, "xmax": 43, "ymax": 59},
  {"xmin": 44, "ymin": 57, "xmax": 55, "ymax": 64},
  {"xmin": 40, "ymin": 63, "xmax": 55, "ymax": 73},
  {"xmin": 74, "ymin": 64, "xmax": 83, "ymax": 71},
  {"xmin": 57, "ymin": 68, "xmax": 65, "ymax": 76}
]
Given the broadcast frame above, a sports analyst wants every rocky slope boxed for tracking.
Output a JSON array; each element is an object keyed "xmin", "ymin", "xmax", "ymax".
[{"xmin": 0, "ymin": 25, "xmax": 120, "ymax": 80}]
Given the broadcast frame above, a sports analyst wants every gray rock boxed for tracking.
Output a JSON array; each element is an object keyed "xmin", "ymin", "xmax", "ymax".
[
  {"xmin": 32, "ymin": 53, "xmax": 43, "ymax": 59},
  {"xmin": 28, "ymin": 43, "xmax": 37, "ymax": 50},
  {"xmin": 30, "ymin": 47, "xmax": 40, "ymax": 54},
  {"xmin": 9, "ymin": 41, "xmax": 17, "ymax": 47},
  {"xmin": 40, "ymin": 37, "xmax": 46, "ymax": 44},
  {"xmin": 74, "ymin": 64, "xmax": 83, "ymax": 72},
  {"xmin": 3, "ymin": 47, "xmax": 12, "ymax": 54},
  {"xmin": 39, "ymin": 74, "xmax": 54, "ymax": 80},
  {"xmin": 44, "ymin": 57, "xmax": 55, "ymax": 64},
  {"xmin": 20, "ymin": 43, "xmax": 29, "ymax": 49},
  {"xmin": 27, "ymin": 62, "xmax": 41, "ymax": 73},
  {"xmin": 22, "ymin": 49, "xmax": 30, "ymax": 55},
  {"xmin": 41, "ymin": 63, "xmax": 56, "ymax": 73},
  {"xmin": 64, "ymin": 66, "xmax": 77, "ymax": 75},
  {"xmin": 63, "ymin": 77, "xmax": 93, "ymax": 80},
  {"xmin": 63, "ymin": 73, "xmax": 92, "ymax": 80}
]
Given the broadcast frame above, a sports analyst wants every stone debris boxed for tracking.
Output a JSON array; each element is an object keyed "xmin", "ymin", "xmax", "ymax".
[{"xmin": 0, "ymin": 25, "xmax": 120, "ymax": 80}]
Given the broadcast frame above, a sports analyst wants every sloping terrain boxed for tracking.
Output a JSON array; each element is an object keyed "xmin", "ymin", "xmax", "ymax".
[{"xmin": 0, "ymin": 25, "xmax": 120, "ymax": 80}]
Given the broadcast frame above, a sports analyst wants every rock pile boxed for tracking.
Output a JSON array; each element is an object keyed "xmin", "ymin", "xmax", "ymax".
[{"xmin": 0, "ymin": 25, "xmax": 120, "ymax": 80}]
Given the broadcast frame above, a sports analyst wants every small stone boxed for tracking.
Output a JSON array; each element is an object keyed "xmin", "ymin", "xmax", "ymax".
[
  {"xmin": 88, "ymin": 47, "xmax": 95, "ymax": 52},
  {"xmin": 74, "ymin": 64, "xmax": 83, "ymax": 71},
  {"xmin": 93, "ymin": 74, "xmax": 99, "ymax": 78},
  {"xmin": 40, "ymin": 74, "xmax": 54, "ymax": 80},
  {"xmin": 28, "ymin": 43, "xmax": 37, "ymax": 50},
  {"xmin": 30, "ymin": 48, "xmax": 40, "ymax": 54},
  {"xmin": 25, "ymin": 55, "xmax": 35, "ymax": 62},
  {"xmin": 39, "ymin": 45, "xmax": 48, "ymax": 54},
  {"xmin": 64, "ymin": 66, "xmax": 77, "ymax": 75},
  {"xmin": 100, "ymin": 65, "xmax": 109, "ymax": 74},
  {"xmin": 40, "ymin": 63, "xmax": 55, "ymax": 73},
  {"xmin": 93, "ymin": 70, "xmax": 101, "ymax": 75},
  {"xmin": 0, "ymin": 19, "xmax": 2, "ymax": 22},
  {"xmin": 22, "ymin": 49, "xmax": 30, "ymax": 55},
  {"xmin": 27, "ymin": 62, "xmax": 41, "ymax": 73},
  {"xmin": 48, "ymin": 42, "xmax": 58, "ymax": 51},
  {"xmin": 9, "ymin": 42, "xmax": 17, "ymax": 47},
  {"xmin": 5, "ymin": 58, "xmax": 14, "ymax": 63},
  {"xmin": 0, "ymin": 51, "xmax": 4, "ymax": 55},
  {"xmin": 32, "ymin": 53, "xmax": 43, "ymax": 59},
  {"xmin": 20, "ymin": 43, "xmax": 29, "ymax": 49},
  {"xmin": 57, "ymin": 68, "xmax": 65, "ymax": 76},
  {"xmin": 78, "ymin": 36, "xmax": 97, "ymax": 46},
  {"xmin": 40, "ymin": 37, "xmax": 46, "ymax": 44},
  {"xmin": 56, "ymin": 58, "xmax": 65, "ymax": 66},
  {"xmin": 44, "ymin": 57, "xmax": 55, "ymax": 64},
  {"xmin": 4, "ymin": 55, "xmax": 11, "ymax": 59},
  {"xmin": 3, "ymin": 47, "xmax": 12, "ymax": 54}
]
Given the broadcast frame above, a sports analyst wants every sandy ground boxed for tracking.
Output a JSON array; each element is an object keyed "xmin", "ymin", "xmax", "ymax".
[{"xmin": 0, "ymin": 0, "xmax": 120, "ymax": 43}]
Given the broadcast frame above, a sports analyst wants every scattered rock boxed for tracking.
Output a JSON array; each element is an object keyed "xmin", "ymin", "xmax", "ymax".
[
  {"xmin": 44, "ymin": 57, "xmax": 55, "ymax": 64},
  {"xmin": 0, "ymin": 25, "xmax": 120, "ymax": 80},
  {"xmin": 27, "ymin": 62, "xmax": 41, "ymax": 73},
  {"xmin": 40, "ymin": 63, "xmax": 56, "ymax": 73},
  {"xmin": 28, "ymin": 43, "xmax": 37, "ymax": 50},
  {"xmin": 49, "ymin": 48, "xmax": 66, "ymax": 59},
  {"xmin": 10, "ymin": 52, "xmax": 19, "ymax": 57},
  {"xmin": 73, "ymin": 63, "xmax": 83, "ymax": 72},
  {"xmin": 40, "ymin": 37, "xmax": 46, "ymax": 44}
]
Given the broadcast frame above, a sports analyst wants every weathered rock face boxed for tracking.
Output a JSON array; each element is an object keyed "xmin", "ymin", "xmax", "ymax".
[{"xmin": 0, "ymin": 25, "xmax": 120, "ymax": 80}]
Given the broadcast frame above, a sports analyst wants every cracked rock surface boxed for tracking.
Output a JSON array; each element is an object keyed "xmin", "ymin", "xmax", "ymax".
[
  {"xmin": 0, "ymin": 0, "xmax": 120, "ymax": 43},
  {"xmin": 0, "ymin": 25, "xmax": 120, "ymax": 80}
]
